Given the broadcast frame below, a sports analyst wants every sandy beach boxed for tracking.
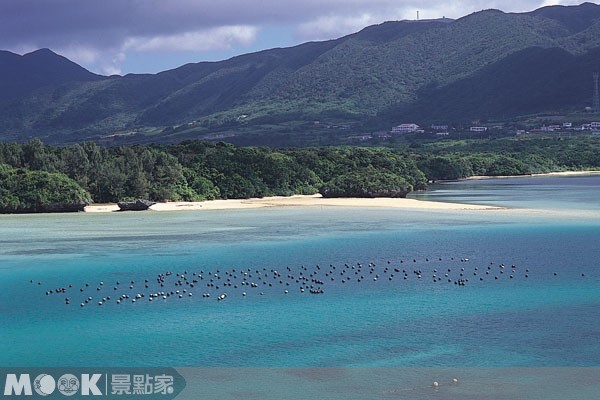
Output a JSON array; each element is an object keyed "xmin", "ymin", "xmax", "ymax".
[
  {"xmin": 84, "ymin": 204, "xmax": 121, "ymax": 212},
  {"xmin": 83, "ymin": 170, "xmax": 600, "ymax": 213},
  {"xmin": 84, "ymin": 194, "xmax": 498, "ymax": 213}
]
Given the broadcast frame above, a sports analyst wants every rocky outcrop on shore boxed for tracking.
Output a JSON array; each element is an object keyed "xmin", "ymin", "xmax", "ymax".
[
  {"xmin": 0, "ymin": 201, "xmax": 89, "ymax": 214},
  {"xmin": 117, "ymin": 199, "xmax": 156, "ymax": 211}
]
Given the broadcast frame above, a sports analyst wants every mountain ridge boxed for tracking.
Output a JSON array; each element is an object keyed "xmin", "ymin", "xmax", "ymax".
[
  {"xmin": 1, "ymin": 3, "xmax": 600, "ymax": 145},
  {"xmin": 0, "ymin": 48, "xmax": 102, "ymax": 104}
]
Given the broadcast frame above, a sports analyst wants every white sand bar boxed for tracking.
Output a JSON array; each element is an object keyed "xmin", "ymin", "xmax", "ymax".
[
  {"xmin": 85, "ymin": 194, "xmax": 498, "ymax": 213},
  {"xmin": 84, "ymin": 204, "xmax": 120, "ymax": 213}
]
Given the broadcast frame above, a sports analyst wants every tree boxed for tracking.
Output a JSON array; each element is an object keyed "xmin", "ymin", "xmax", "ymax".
[
  {"xmin": 0, "ymin": 164, "xmax": 91, "ymax": 213},
  {"xmin": 320, "ymin": 168, "xmax": 412, "ymax": 198}
]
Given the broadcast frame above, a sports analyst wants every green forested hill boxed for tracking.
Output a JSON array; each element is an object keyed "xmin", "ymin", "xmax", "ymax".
[
  {"xmin": 1, "ymin": 3, "xmax": 600, "ymax": 145},
  {"xmin": 391, "ymin": 46, "xmax": 600, "ymax": 122}
]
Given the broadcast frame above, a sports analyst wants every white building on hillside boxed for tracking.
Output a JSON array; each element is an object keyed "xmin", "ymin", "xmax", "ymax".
[
  {"xmin": 391, "ymin": 123, "xmax": 420, "ymax": 134},
  {"xmin": 470, "ymin": 126, "xmax": 487, "ymax": 132}
]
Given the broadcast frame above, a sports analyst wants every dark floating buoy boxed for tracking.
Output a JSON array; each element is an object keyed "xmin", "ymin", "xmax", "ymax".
[{"xmin": 41, "ymin": 255, "xmax": 562, "ymax": 310}]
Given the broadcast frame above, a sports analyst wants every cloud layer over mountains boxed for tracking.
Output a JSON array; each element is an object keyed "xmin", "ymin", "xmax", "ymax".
[{"xmin": 0, "ymin": 0, "xmax": 580, "ymax": 74}]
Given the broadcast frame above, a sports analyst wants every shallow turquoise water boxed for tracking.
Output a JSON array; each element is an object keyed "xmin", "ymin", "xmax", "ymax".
[
  {"xmin": 1, "ymin": 176, "xmax": 599, "ymax": 370},
  {"xmin": 409, "ymin": 174, "xmax": 600, "ymax": 211}
]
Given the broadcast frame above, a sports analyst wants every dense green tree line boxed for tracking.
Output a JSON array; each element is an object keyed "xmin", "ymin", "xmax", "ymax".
[
  {"xmin": 320, "ymin": 169, "xmax": 413, "ymax": 198},
  {"xmin": 0, "ymin": 137, "xmax": 599, "ymax": 212},
  {"xmin": 413, "ymin": 137, "xmax": 600, "ymax": 181},
  {"xmin": 0, "ymin": 140, "xmax": 194, "ymax": 203},
  {"xmin": 0, "ymin": 163, "xmax": 91, "ymax": 213},
  {"xmin": 169, "ymin": 143, "xmax": 428, "ymax": 199},
  {"xmin": 0, "ymin": 140, "xmax": 429, "ymax": 208}
]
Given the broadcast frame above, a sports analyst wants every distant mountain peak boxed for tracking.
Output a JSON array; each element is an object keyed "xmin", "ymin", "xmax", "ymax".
[
  {"xmin": 529, "ymin": 1, "xmax": 600, "ymax": 33},
  {"xmin": 26, "ymin": 48, "xmax": 56, "ymax": 55},
  {"xmin": 0, "ymin": 48, "xmax": 102, "ymax": 104},
  {"xmin": 1, "ymin": 1, "xmax": 600, "ymax": 145}
]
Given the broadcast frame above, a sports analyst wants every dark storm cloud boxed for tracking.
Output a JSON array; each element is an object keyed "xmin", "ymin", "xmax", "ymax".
[
  {"xmin": 0, "ymin": 1, "xmax": 577, "ymax": 74},
  {"xmin": 0, "ymin": 0, "xmax": 349, "ymax": 47},
  {"xmin": 0, "ymin": 0, "xmax": 565, "ymax": 47}
]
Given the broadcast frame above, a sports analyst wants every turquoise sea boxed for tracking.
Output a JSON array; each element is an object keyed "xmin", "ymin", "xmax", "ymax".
[{"xmin": 1, "ymin": 175, "xmax": 599, "ymax": 399}]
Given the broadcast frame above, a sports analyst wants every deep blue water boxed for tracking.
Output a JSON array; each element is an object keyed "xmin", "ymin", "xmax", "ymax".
[{"xmin": 1, "ymin": 176, "xmax": 600, "ymax": 375}]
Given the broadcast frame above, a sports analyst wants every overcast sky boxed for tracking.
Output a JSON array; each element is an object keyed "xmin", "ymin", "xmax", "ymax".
[{"xmin": 0, "ymin": 0, "xmax": 584, "ymax": 75}]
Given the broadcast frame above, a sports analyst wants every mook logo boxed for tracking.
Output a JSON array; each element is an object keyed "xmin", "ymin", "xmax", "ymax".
[
  {"xmin": 1, "ymin": 368, "xmax": 185, "ymax": 399},
  {"xmin": 4, "ymin": 373, "xmax": 101, "ymax": 396}
]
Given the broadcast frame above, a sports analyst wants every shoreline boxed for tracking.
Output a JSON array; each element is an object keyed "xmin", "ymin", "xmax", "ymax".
[
  {"xmin": 84, "ymin": 194, "xmax": 500, "ymax": 213},
  {"xmin": 82, "ymin": 170, "xmax": 600, "ymax": 214},
  {"xmin": 465, "ymin": 170, "xmax": 600, "ymax": 180}
]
